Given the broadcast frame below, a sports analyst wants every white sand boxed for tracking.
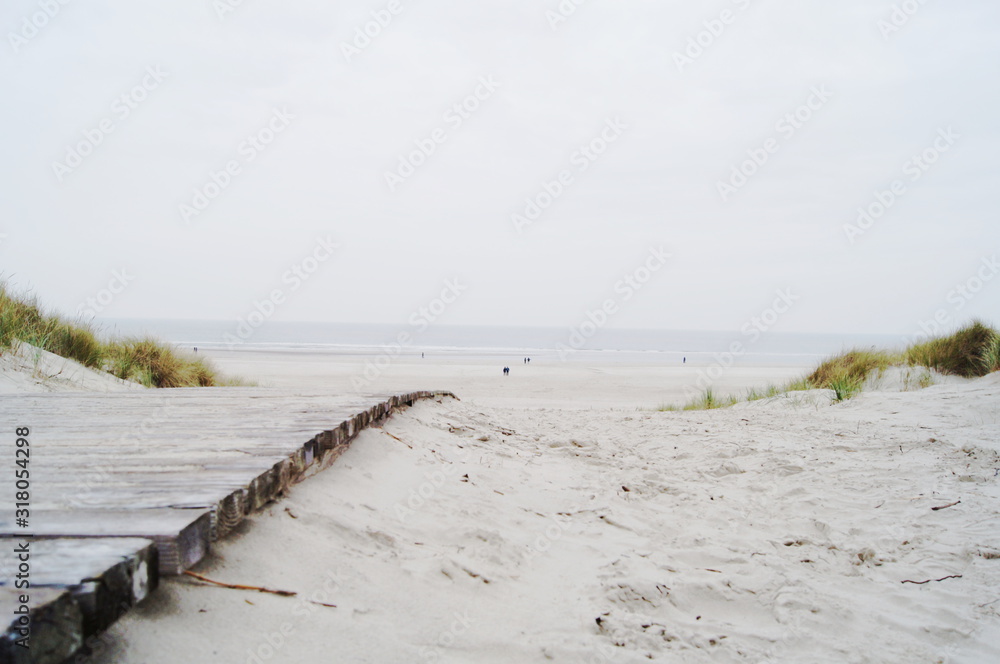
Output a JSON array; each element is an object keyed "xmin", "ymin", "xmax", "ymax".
[
  {"xmin": 0, "ymin": 342, "xmax": 143, "ymax": 393},
  {"xmin": 70, "ymin": 353, "xmax": 1000, "ymax": 663}
]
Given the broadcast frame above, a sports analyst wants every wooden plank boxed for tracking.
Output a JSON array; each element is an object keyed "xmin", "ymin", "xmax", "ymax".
[
  {"xmin": 0, "ymin": 389, "xmax": 455, "ymax": 661},
  {"xmin": 14, "ymin": 538, "xmax": 158, "ymax": 638},
  {"xmin": 0, "ymin": 587, "xmax": 82, "ymax": 664},
  {"xmin": 0, "ymin": 509, "xmax": 211, "ymax": 576}
]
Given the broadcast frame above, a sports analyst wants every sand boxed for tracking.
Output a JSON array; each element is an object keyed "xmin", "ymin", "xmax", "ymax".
[
  {"xmin": 203, "ymin": 348, "xmax": 812, "ymax": 410},
  {"xmin": 0, "ymin": 342, "xmax": 142, "ymax": 393},
  {"xmin": 19, "ymin": 350, "xmax": 1000, "ymax": 663}
]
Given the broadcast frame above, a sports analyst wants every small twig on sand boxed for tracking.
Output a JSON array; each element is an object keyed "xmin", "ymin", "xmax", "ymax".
[
  {"xmin": 931, "ymin": 500, "xmax": 961, "ymax": 511},
  {"xmin": 183, "ymin": 571, "xmax": 297, "ymax": 596},
  {"xmin": 901, "ymin": 575, "xmax": 963, "ymax": 585},
  {"xmin": 378, "ymin": 428, "xmax": 413, "ymax": 449}
]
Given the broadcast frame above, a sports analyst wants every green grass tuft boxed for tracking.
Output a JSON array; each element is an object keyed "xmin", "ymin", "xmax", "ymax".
[
  {"xmin": 827, "ymin": 375, "xmax": 863, "ymax": 402},
  {"xmin": 906, "ymin": 320, "xmax": 999, "ymax": 378},
  {"xmin": 806, "ymin": 348, "xmax": 900, "ymax": 390},
  {"xmin": 981, "ymin": 333, "xmax": 1000, "ymax": 375},
  {"xmin": 104, "ymin": 337, "xmax": 220, "ymax": 388},
  {"xmin": 1, "ymin": 282, "xmax": 226, "ymax": 388},
  {"xmin": 660, "ymin": 320, "xmax": 999, "ymax": 412}
]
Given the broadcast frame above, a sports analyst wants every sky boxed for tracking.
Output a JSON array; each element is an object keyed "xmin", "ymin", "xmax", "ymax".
[{"xmin": 1, "ymin": 0, "xmax": 998, "ymax": 336}]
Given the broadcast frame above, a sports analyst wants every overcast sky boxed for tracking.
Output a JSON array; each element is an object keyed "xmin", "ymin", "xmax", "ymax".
[{"xmin": 1, "ymin": 0, "xmax": 998, "ymax": 335}]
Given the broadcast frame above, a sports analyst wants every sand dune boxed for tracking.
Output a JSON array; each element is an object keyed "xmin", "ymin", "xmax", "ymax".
[
  {"xmin": 0, "ymin": 342, "xmax": 143, "ymax": 393},
  {"xmin": 84, "ymin": 373, "xmax": 1000, "ymax": 663}
]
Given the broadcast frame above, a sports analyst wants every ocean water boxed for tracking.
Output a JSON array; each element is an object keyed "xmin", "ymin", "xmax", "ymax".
[{"xmin": 93, "ymin": 318, "xmax": 901, "ymax": 367}]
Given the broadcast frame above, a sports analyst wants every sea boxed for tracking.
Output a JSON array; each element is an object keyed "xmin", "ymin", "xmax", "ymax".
[{"xmin": 92, "ymin": 318, "xmax": 904, "ymax": 367}]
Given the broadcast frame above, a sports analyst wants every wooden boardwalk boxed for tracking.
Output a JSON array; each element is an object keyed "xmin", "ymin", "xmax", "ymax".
[{"xmin": 0, "ymin": 388, "xmax": 452, "ymax": 664}]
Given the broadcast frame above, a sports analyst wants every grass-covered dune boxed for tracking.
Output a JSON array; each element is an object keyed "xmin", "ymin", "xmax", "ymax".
[
  {"xmin": 0, "ymin": 283, "xmax": 228, "ymax": 388},
  {"xmin": 664, "ymin": 320, "xmax": 1000, "ymax": 411}
]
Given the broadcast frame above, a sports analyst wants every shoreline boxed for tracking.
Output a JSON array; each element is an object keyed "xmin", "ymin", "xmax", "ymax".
[{"xmin": 200, "ymin": 348, "xmax": 815, "ymax": 410}]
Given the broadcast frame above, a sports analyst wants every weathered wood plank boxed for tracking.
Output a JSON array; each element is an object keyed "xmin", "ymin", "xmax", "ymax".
[
  {"xmin": 0, "ymin": 510, "xmax": 210, "ymax": 576},
  {"xmin": 0, "ymin": 538, "xmax": 157, "ymax": 643},
  {"xmin": 0, "ymin": 587, "xmax": 82, "ymax": 664},
  {"xmin": 0, "ymin": 389, "xmax": 455, "ymax": 663}
]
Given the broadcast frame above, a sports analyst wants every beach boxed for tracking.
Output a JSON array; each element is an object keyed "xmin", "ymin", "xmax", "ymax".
[
  {"xmin": 76, "ymin": 351, "xmax": 1000, "ymax": 663},
  {"xmin": 6, "ymin": 0, "xmax": 999, "ymax": 660},
  {"xmin": 201, "ymin": 348, "xmax": 814, "ymax": 410}
]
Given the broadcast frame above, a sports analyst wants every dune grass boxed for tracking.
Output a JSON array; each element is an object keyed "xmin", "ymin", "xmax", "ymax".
[
  {"xmin": 982, "ymin": 334, "xmax": 1000, "ymax": 375},
  {"xmin": 683, "ymin": 388, "xmax": 740, "ymax": 410},
  {"xmin": 103, "ymin": 337, "xmax": 220, "ymax": 388},
  {"xmin": 804, "ymin": 348, "xmax": 902, "ymax": 402},
  {"xmin": 745, "ymin": 383, "xmax": 785, "ymax": 402},
  {"xmin": 660, "ymin": 320, "xmax": 999, "ymax": 411},
  {"xmin": 1, "ymin": 282, "xmax": 230, "ymax": 388},
  {"xmin": 905, "ymin": 320, "xmax": 1000, "ymax": 378}
]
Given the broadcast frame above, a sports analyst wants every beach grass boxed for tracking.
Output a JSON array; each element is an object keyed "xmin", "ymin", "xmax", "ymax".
[
  {"xmin": 806, "ymin": 348, "xmax": 900, "ymax": 388},
  {"xmin": 660, "ymin": 320, "xmax": 1000, "ymax": 411},
  {"xmin": 1, "ymin": 282, "xmax": 230, "ymax": 388},
  {"xmin": 681, "ymin": 388, "xmax": 732, "ymax": 410},
  {"xmin": 905, "ymin": 320, "xmax": 999, "ymax": 378},
  {"xmin": 982, "ymin": 334, "xmax": 1000, "ymax": 374}
]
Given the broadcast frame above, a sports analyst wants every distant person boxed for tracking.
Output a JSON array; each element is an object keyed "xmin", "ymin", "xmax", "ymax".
[
  {"xmin": 421, "ymin": 352, "xmax": 424, "ymax": 359},
  {"xmin": 527, "ymin": 357, "xmax": 531, "ymax": 363},
  {"xmin": 194, "ymin": 347, "xmax": 198, "ymax": 354},
  {"xmin": 683, "ymin": 356, "xmax": 686, "ymax": 364}
]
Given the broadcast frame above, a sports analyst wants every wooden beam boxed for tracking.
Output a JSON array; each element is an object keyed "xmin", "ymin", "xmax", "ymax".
[
  {"xmin": 0, "ymin": 509, "xmax": 211, "ymax": 576},
  {"xmin": 0, "ymin": 587, "xmax": 82, "ymax": 664}
]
